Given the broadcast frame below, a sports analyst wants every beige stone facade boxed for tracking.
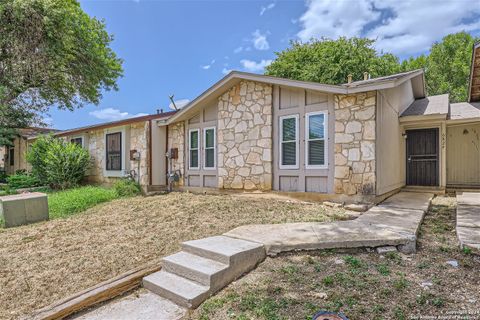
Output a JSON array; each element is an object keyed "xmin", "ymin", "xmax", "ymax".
[
  {"xmin": 217, "ymin": 80, "xmax": 273, "ymax": 190},
  {"xmin": 334, "ymin": 91, "xmax": 376, "ymax": 195},
  {"xmin": 167, "ymin": 122, "xmax": 185, "ymax": 186},
  {"xmin": 85, "ymin": 121, "xmax": 150, "ymax": 187}
]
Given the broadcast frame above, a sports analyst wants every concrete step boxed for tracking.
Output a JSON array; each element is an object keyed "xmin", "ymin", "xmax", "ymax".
[
  {"xmin": 182, "ymin": 235, "xmax": 265, "ymax": 265},
  {"xmin": 142, "ymin": 270, "xmax": 209, "ymax": 309},
  {"xmin": 162, "ymin": 251, "xmax": 229, "ymax": 286}
]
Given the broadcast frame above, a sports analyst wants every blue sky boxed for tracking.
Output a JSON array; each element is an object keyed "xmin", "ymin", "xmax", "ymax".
[{"xmin": 48, "ymin": 0, "xmax": 480, "ymax": 130}]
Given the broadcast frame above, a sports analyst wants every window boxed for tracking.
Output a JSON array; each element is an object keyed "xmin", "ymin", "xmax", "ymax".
[
  {"xmin": 106, "ymin": 132, "xmax": 122, "ymax": 171},
  {"xmin": 8, "ymin": 148, "xmax": 14, "ymax": 166},
  {"xmin": 306, "ymin": 111, "xmax": 327, "ymax": 168},
  {"xmin": 189, "ymin": 129, "xmax": 199, "ymax": 169},
  {"xmin": 70, "ymin": 137, "xmax": 83, "ymax": 147},
  {"xmin": 204, "ymin": 127, "xmax": 216, "ymax": 169},
  {"xmin": 279, "ymin": 115, "xmax": 299, "ymax": 169}
]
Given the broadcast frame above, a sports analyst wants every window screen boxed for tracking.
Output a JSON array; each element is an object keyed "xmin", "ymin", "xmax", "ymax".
[
  {"xmin": 71, "ymin": 137, "xmax": 83, "ymax": 147},
  {"xmin": 189, "ymin": 130, "xmax": 199, "ymax": 169},
  {"xmin": 280, "ymin": 116, "xmax": 298, "ymax": 167},
  {"xmin": 307, "ymin": 113, "xmax": 326, "ymax": 166},
  {"xmin": 106, "ymin": 132, "xmax": 122, "ymax": 171},
  {"xmin": 204, "ymin": 128, "xmax": 215, "ymax": 168}
]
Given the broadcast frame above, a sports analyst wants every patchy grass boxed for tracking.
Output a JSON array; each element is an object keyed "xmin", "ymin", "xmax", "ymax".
[
  {"xmin": 0, "ymin": 192, "xmax": 346, "ymax": 320},
  {"xmin": 48, "ymin": 186, "xmax": 118, "ymax": 219},
  {"xmin": 189, "ymin": 196, "xmax": 480, "ymax": 320}
]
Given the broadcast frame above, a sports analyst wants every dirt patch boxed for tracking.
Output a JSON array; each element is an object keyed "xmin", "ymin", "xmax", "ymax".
[
  {"xmin": 0, "ymin": 192, "xmax": 346, "ymax": 320},
  {"xmin": 189, "ymin": 196, "xmax": 480, "ymax": 320}
]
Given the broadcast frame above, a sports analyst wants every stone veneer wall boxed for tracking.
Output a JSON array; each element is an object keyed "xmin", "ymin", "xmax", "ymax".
[
  {"xmin": 334, "ymin": 91, "xmax": 376, "ymax": 195},
  {"xmin": 130, "ymin": 121, "xmax": 149, "ymax": 187},
  {"xmin": 217, "ymin": 80, "xmax": 273, "ymax": 190},
  {"xmin": 167, "ymin": 122, "xmax": 185, "ymax": 186},
  {"xmin": 86, "ymin": 121, "xmax": 150, "ymax": 187}
]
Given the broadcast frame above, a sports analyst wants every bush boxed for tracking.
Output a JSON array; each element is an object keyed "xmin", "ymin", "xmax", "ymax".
[
  {"xmin": 27, "ymin": 136, "xmax": 90, "ymax": 189},
  {"xmin": 6, "ymin": 172, "xmax": 40, "ymax": 189},
  {"xmin": 113, "ymin": 178, "xmax": 141, "ymax": 197},
  {"xmin": 48, "ymin": 186, "xmax": 117, "ymax": 219}
]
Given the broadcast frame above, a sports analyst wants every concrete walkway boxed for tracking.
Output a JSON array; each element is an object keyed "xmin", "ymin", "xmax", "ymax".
[
  {"xmin": 76, "ymin": 191, "xmax": 432, "ymax": 319},
  {"xmin": 456, "ymin": 192, "xmax": 480, "ymax": 254},
  {"xmin": 226, "ymin": 192, "xmax": 431, "ymax": 255}
]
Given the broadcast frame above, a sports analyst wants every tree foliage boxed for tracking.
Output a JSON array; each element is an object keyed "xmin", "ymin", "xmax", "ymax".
[
  {"xmin": 26, "ymin": 135, "xmax": 90, "ymax": 189},
  {"xmin": 267, "ymin": 33, "xmax": 478, "ymax": 103},
  {"xmin": 265, "ymin": 37, "xmax": 401, "ymax": 84},
  {"xmin": 402, "ymin": 32, "xmax": 478, "ymax": 102},
  {"xmin": 0, "ymin": 0, "xmax": 123, "ymax": 143}
]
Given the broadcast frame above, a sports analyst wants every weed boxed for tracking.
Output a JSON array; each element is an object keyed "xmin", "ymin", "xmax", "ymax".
[
  {"xmin": 393, "ymin": 273, "xmax": 409, "ymax": 291},
  {"xmin": 344, "ymin": 255, "xmax": 362, "ymax": 269},
  {"xmin": 280, "ymin": 265, "xmax": 299, "ymax": 275},
  {"xmin": 394, "ymin": 306, "xmax": 406, "ymax": 320},
  {"xmin": 377, "ymin": 263, "xmax": 390, "ymax": 275},
  {"xmin": 386, "ymin": 251, "xmax": 401, "ymax": 263},
  {"xmin": 462, "ymin": 247, "xmax": 473, "ymax": 255},
  {"xmin": 322, "ymin": 275, "xmax": 334, "ymax": 286}
]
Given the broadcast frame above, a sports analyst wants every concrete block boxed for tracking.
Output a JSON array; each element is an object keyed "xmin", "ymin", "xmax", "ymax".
[
  {"xmin": 0, "ymin": 192, "xmax": 48, "ymax": 228},
  {"xmin": 376, "ymin": 246, "xmax": 397, "ymax": 254},
  {"xmin": 143, "ymin": 271, "xmax": 209, "ymax": 309}
]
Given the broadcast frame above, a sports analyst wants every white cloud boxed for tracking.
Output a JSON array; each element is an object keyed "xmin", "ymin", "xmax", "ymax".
[
  {"xmin": 168, "ymin": 99, "xmax": 190, "ymax": 110},
  {"xmin": 201, "ymin": 59, "xmax": 216, "ymax": 70},
  {"xmin": 297, "ymin": 0, "xmax": 480, "ymax": 56},
  {"xmin": 89, "ymin": 108, "xmax": 148, "ymax": 121},
  {"xmin": 234, "ymin": 46, "xmax": 244, "ymax": 54},
  {"xmin": 260, "ymin": 2, "xmax": 275, "ymax": 16},
  {"xmin": 252, "ymin": 30, "xmax": 270, "ymax": 50},
  {"xmin": 240, "ymin": 59, "xmax": 272, "ymax": 73},
  {"xmin": 222, "ymin": 67, "xmax": 233, "ymax": 75}
]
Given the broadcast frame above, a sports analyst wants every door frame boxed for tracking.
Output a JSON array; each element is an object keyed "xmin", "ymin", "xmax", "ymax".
[
  {"xmin": 401, "ymin": 122, "xmax": 447, "ymax": 189},
  {"xmin": 405, "ymin": 128, "xmax": 440, "ymax": 186}
]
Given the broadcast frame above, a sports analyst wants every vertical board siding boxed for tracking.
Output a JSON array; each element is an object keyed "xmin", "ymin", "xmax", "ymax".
[
  {"xmin": 447, "ymin": 124, "xmax": 480, "ymax": 186},
  {"xmin": 273, "ymin": 86, "xmax": 334, "ymax": 193}
]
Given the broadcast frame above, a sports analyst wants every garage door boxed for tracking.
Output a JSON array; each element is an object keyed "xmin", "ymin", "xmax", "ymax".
[{"xmin": 447, "ymin": 123, "xmax": 480, "ymax": 186}]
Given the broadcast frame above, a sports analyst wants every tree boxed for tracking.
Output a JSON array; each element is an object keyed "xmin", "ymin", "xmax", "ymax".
[
  {"xmin": 424, "ymin": 32, "xmax": 477, "ymax": 102},
  {"xmin": 265, "ymin": 37, "xmax": 401, "ymax": 84},
  {"xmin": 0, "ymin": 0, "xmax": 123, "ymax": 144}
]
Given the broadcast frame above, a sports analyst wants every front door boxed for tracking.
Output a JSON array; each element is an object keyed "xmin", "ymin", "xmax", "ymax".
[{"xmin": 406, "ymin": 128, "xmax": 439, "ymax": 186}]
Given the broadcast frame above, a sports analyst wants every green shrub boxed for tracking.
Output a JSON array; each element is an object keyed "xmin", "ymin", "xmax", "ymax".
[
  {"xmin": 113, "ymin": 178, "xmax": 141, "ymax": 197},
  {"xmin": 27, "ymin": 136, "xmax": 90, "ymax": 189},
  {"xmin": 0, "ymin": 171, "xmax": 6, "ymax": 183},
  {"xmin": 6, "ymin": 172, "xmax": 40, "ymax": 189},
  {"xmin": 48, "ymin": 186, "xmax": 118, "ymax": 219}
]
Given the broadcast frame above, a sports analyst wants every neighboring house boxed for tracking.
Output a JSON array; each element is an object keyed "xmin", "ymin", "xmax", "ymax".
[
  {"xmin": 41, "ymin": 112, "xmax": 176, "ymax": 188},
  {"xmin": 22, "ymin": 43, "xmax": 479, "ymax": 201},
  {"xmin": 1, "ymin": 127, "xmax": 58, "ymax": 175}
]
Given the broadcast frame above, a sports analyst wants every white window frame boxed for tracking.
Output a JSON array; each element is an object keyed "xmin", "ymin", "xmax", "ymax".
[
  {"xmin": 203, "ymin": 126, "xmax": 216, "ymax": 170},
  {"xmin": 189, "ymin": 128, "xmax": 200, "ymax": 170},
  {"xmin": 279, "ymin": 114, "xmax": 299, "ymax": 170},
  {"xmin": 70, "ymin": 135, "xmax": 84, "ymax": 148},
  {"xmin": 103, "ymin": 127, "xmax": 126, "ymax": 178},
  {"xmin": 305, "ymin": 111, "xmax": 328, "ymax": 169}
]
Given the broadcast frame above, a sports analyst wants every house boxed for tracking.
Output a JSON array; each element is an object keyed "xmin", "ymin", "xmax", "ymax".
[
  {"xmin": 1, "ymin": 127, "xmax": 58, "ymax": 175},
  {"xmin": 19, "ymin": 42, "xmax": 480, "ymax": 201},
  {"xmin": 42, "ymin": 112, "xmax": 176, "ymax": 187}
]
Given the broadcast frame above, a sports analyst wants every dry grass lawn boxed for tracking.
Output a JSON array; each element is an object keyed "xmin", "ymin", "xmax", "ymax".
[
  {"xmin": 0, "ymin": 192, "xmax": 347, "ymax": 320},
  {"xmin": 189, "ymin": 196, "xmax": 480, "ymax": 320}
]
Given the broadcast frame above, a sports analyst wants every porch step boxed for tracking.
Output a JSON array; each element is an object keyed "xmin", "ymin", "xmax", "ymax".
[
  {"xmin": 146, "ymin": 185, "xmax": 169, "ymax": 192},
  {"xmin": 402, "ymin": 186, "xmax": 445, "ymax": 195},
  {"xmin": 182, "ymin": 235, "xmax": 265, "ymax": 265},
  {"xmin": 162, "ymin": 251, "xmax": 229, "ymax": 286},
  {"xmin": 143, "ymin": 270, "xmax": 209, "ymax": 309},
  {"xmin": 142, "ymin": 236, "xmax": 266, "ymax": 309}
]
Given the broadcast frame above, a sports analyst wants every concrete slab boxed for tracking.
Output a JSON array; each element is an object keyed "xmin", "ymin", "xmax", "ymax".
[
  {"xmin": 456, "ymin": 205, "xmax": 480, "ymax": 228},
  {"xmin": 377, "ymin": 192, "xmax": 432, "ymax": 212},
  {"xmin": 356, "ymin": 206, "xmax": 425, "ymax": 235},
  {"xmin": 73, "ymin": 289, "xmax": 186, "ymax": 320},
  {"xmin": 225, "ymin": 220, "xmax": 412, "ymax": 255},
  {"xmin": 0, "ymin": 192, "xmax": 48, "ymax": 228},
  {"xmin": 457, "ymin": 227, "xmax": 480, "ymax": 245},
  {"xmin": 457, "ymin": 192, "xmax": 480, "ymax": 206}
]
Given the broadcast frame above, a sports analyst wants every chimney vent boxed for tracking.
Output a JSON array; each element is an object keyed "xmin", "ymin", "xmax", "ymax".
[
  {"xmin": 347, "ymin": 74, "xmax": 353, "ymax": 84},
  {"xmin": 364, "ymin": 72, "xmax": 369, "ymax": 81}
]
